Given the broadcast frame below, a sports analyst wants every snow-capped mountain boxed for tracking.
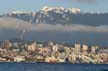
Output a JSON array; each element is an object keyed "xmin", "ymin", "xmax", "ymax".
[
  {"xmin": 6, "ymin": 6, "xmax": 81, "ymax": 24},
  {"xmin": 3, "ymin": 6, "xmax": 108, "ymax": 26},
  {"xmin": 41, "ymin": 6, "xmax": 81, "ymax": 14}
]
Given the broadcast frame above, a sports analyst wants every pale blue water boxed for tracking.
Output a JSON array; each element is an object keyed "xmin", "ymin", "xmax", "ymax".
[{"xmin": 0, "ymin": 63, "xmax": 108, "ymax": 71}]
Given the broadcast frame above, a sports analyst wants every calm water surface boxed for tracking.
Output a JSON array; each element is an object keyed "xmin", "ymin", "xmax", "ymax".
[{"xmin": 0, "ymin": 63, "xmax": 108, "ymax": 71}]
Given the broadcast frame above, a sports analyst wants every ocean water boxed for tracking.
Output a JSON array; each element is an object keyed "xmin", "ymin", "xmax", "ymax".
[{"xmin": 0, "ymin": 63, "xmax": 108, "ymax": 71}]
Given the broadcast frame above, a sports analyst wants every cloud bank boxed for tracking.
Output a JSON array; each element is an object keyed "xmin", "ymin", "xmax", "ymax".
[{"xmin": 0, "ymin": 17, "xmax": 108, "ymax": 32}]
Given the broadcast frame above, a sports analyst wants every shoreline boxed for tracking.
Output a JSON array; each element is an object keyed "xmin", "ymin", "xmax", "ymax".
[{"xmin": 0, "ymin": 62, "xmax": 108, "ymax": 65}]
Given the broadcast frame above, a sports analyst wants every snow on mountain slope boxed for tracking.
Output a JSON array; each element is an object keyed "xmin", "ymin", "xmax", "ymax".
[{"xmin": 2, "ymin": 6, "xmax": 108, "ymax": 26}]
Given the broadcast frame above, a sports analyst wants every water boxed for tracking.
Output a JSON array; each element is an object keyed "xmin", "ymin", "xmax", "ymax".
[{"xmin": 0, "ymin": 63, "xmax": 108, "ymax": 71}]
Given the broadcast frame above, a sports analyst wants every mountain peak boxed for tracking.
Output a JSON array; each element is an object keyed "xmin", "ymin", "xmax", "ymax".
[
  {"xmin": 11, "ymin": 11, "xmax": 33, "ymax": 14},
  {"xmin": 41, "ymin": 6, "xmax": 81, "ymax": 14}
]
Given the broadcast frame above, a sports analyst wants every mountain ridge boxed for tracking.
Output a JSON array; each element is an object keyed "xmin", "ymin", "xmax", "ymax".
[{"xmin": 1, "ymin": 6, "xmax": 108, "ymax": 26}]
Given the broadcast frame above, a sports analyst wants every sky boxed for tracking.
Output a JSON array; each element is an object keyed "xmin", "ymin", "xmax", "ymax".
[{"xmin": 0, "ymin": 0, "xmax": 108, "ymax": 14}]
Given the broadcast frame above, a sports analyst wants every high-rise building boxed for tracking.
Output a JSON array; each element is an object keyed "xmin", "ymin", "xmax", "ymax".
[
  {"xmin": 2, "ymin": 40, "xmax": 12, "ymax": 50},
  {"xmin": 74, "ymin": 44, "xmax": 81, "ymax": 54},
  {"xmin": 27, "ymin": 42, "xmax": 37, "ymax": 52},
  {"xmin": 82, "ymin": 44, "xmax": 88, "ymax": 54},
  {"xmin": 91, "ymin": 45, "xmax": 99, "ymax": 54},
  {"xmin": 52, "ymin": 45, "xmax": 58, "ymax": 52},
  {"xmin": 65, "ymin": 47, "xmax": 71, "ymax": 56}
]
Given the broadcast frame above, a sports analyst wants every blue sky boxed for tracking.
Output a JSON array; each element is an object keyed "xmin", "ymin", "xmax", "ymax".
[{"xmin": 0, "ymin": 0, "xmax": 108, "ymax": 14}]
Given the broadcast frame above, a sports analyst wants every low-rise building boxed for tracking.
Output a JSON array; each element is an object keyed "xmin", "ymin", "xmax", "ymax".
[{"xmin": 14, "ymin": 56, "xmax": 25, "ymax": 62}]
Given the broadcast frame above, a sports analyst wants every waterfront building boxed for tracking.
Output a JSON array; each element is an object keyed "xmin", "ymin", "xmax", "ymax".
[
  {"xmin": 52, "ymin": 45, "xmax": 58, "ymax": 52},
  {"xmin": 45, "ymin": 56, "xmax": 57, "ymax": 63},
  {"xmin": 35, "ymin": 55, "xmax": 44, "ymax": 62},
  {"xmin": 14, "ymin": 56, "xmax": 25, "ymax": 62},
  {"xmin": 57, "ymin": 58, "xmax": 65, "ymax": 63},
  {"xmin": 91, "ymin": 45, "xmax": 99, "ymax": 54},
  {"xmin": 68, "ymin": 54, "xmax": 77, "ymax": 63},
  {"xmin": 1, "ymin": 40, "xmax": 12, "ymax": 50},
  {"xmin": 74, "ymin": 44, "xmax": 81, "ymax": 54},
  {"xmin": 65, "ymin": 47, "xmax": 71, "ymax": 56},
  {"xmin": 27, "ymin": 42, "xmax": 37, "ymax": 52},
  {"xmin": 82, "ymin": 44, "xmax": 88, "ymax": 54},
  {"xmin": 57, "ymin": 52, "xmax": 65, "ymax": 59}
]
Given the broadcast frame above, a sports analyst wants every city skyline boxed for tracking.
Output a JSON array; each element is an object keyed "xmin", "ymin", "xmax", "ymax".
[
  {"xmin": 0, "ymin": 0, "xmax": 108, "ymax": 14},
  {"xmin": 0, "ymin": 39, "xmax": 108, "ymax": 64}
]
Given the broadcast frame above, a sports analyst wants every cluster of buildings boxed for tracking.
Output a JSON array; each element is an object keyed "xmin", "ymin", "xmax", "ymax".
[{"xmin": 0, "ymin": 40, "xmax": 108, "ymax": 64}]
